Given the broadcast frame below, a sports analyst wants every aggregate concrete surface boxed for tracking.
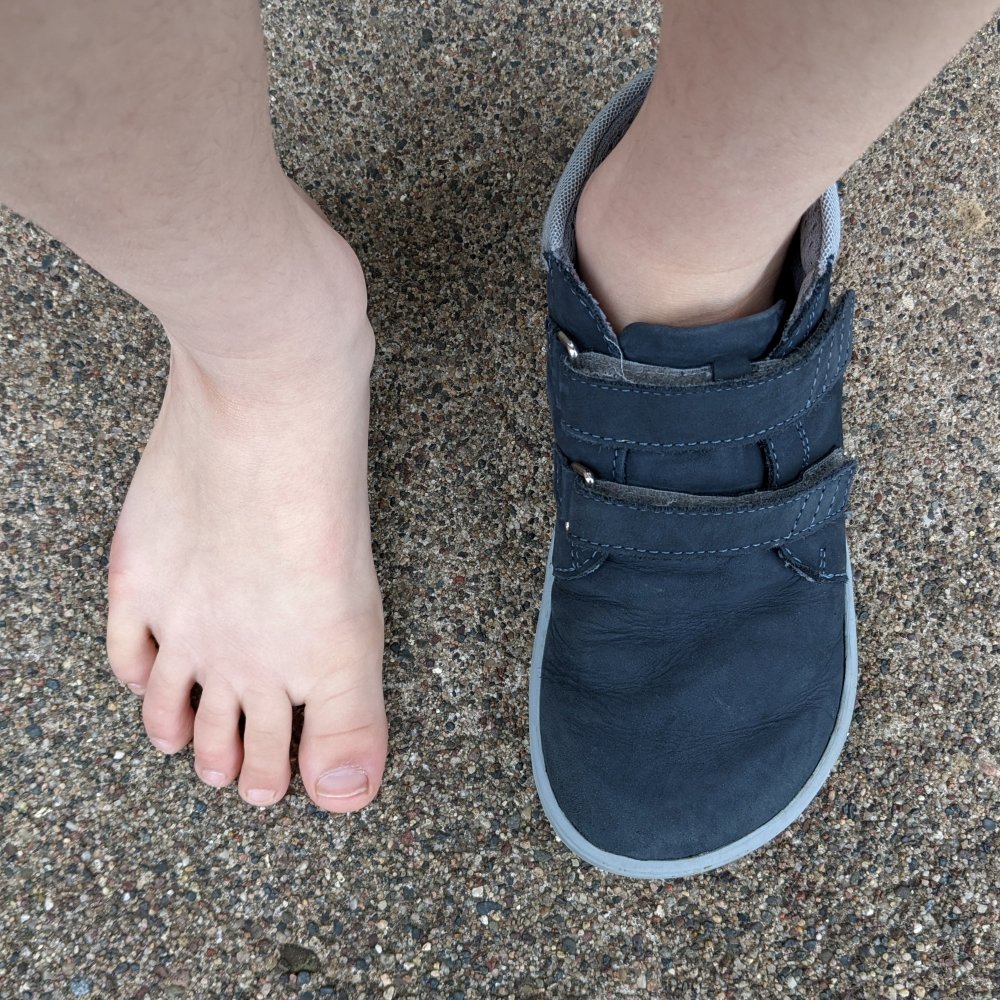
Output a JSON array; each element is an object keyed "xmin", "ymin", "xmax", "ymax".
[{"xmin": 1, "ymin": 3, "xmax": 998, "ymax": 998}]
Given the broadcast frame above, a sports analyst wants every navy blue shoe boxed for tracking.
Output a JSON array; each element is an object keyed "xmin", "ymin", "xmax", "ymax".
[{"xmin": 530, "ymin": 69, "xmax": 859, "ymax": 877}]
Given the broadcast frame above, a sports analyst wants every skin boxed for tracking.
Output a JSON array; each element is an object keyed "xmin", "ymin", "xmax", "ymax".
[
  {"xmin": 0, "ymin": 0, "xmax": 386, "ymax": 811},
  {"xmin": 0, "ymin": 0, "xmax": 995, "ymax": 808},
  {"xmin": 576, "ymin": 0, "xmax": 999, "ymax": 330}
]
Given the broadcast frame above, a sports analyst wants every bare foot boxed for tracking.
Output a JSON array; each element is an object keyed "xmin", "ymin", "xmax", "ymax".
[{"xmin": 105, "ymin": 191, "xmax": 387, "ymax": 811}]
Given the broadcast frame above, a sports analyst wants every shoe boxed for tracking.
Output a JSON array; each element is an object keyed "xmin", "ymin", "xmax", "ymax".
[{"xmin": 529, "ymin": 68, "xmax": 859, "ymax": 878}]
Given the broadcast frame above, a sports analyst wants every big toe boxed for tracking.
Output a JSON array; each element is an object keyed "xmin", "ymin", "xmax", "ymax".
[{"xmin": 298, "ymin": 675, "xmax": 387, "ymax": 814}]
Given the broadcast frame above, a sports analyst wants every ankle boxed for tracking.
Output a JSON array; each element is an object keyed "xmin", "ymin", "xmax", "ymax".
[
  {"xmin": 574, "ymin": 145, "xmax": 796, "ymax": 331},
  {"xmin": 93, "ymin": 168, "xmax": 370, "ymax": 363},
  {"xmin": 149, "ymin": 180, "xmax": 372, "ymax": 371}
]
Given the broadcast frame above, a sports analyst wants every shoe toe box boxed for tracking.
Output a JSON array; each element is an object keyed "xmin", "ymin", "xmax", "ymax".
[{"xmin": 536, "ymin": 558, "xmax": 848, "ymax": 864}]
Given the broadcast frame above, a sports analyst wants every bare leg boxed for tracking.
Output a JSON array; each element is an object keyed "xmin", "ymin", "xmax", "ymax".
[
  {"xmin": 0, "ymin": 1, "xmax": 386, "ymax": 811},
  {"xmin": 576, "ymin": 0, "xmax": 998, "ymax": 330}
]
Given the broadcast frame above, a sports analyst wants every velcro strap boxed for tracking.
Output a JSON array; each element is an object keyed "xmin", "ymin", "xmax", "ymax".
[
  {"xmin": 549, "ymin": 292, "xmax": 854, "ymax": 451},
  {"xmin": 560, "ymin": 450, "xmax": 855, "ymax": 557}
]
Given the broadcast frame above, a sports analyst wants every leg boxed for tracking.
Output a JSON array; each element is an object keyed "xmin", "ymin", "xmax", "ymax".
[
  {"xmin": 576, "ymin": 0, "xmax": 998, "ymax": 330},
  {"xmin": 0, "ymin": 0, "xmax": 386, "ymax": 811}
]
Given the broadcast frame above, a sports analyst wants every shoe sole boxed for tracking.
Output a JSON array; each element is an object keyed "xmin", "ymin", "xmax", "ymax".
[{"xmin": 528, "ymin": 538, "xmax": 859, "ymax": 878}]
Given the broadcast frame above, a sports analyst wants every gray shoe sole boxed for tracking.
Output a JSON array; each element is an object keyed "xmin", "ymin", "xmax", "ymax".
[{"xmin": 528, "ymin": 539, "xmax": 859, "ymax": 878}]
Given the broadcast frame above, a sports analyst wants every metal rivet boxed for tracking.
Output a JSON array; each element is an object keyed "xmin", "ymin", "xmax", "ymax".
[{"xmin": 556, "ymin": 330, "xmax": 579, "ymax": 359}]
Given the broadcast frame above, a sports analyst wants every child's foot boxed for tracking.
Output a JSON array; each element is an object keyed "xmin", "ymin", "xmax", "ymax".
[{"xmin": 105, "ymin": 193, "xmax": 387, "ymax": 812}]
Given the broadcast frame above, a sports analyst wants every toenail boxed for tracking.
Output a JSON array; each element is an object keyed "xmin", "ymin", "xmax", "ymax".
[
  {"xmin": 127, "ymin": 683, "xmax": 146, "ymax": 695},
  {"xmin": 245, "ymin": 788, "xmax": 276, "ymax": 805},
  {"xmin": 150, "ymin": 737, "xmax": 173, "ymax": 752},
  {"xmin": 317, "ymin": 766, "xmax": 370, "ymax": 799},
  {"xmin": 200, "ymin": 769, "xmax": 227, "ymax": 787}
]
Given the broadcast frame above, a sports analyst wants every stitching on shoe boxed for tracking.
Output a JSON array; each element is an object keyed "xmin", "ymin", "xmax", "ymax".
[
  {"xmin": 797, "ymin": 421, "xmax": 811, "ymax": 467},
  {"xmin": 553, "ymin": 544, "xmax": 604, "ymax": 578},
  {"xmin": 562, "ymin": 379, "xmax": 840, "ymax": 448},
  {"xmin": 826, "ymin": 479, "xmax": 843, "ymax": 520},
  {"xmin": 791, "ymin": 493, "xmax": 807, "ymax": 535},
  {"xmin": 571, "ymin": 550, "xmax": 606, "ymax": 579},
  {"xmin": 776, "ymin": 543, "xmax": 847, "ymax": 582},
  {"xmin": 764, "ymin": 438, "xmax": 781, "ymax": 485},
  {"xmin": 566, "ymin": 508, "xmax": 848, "ymax": 556},
  {"xmin": 806, "ymin": 485, "xmax": 827, "ymax": 532},
  {"xmin": 777, "ymin": 547, "xmax": 824, "ymax": 582},
  {"xmin": 573, "ymin": 552, "xmax": 607, "ymax": 580}
]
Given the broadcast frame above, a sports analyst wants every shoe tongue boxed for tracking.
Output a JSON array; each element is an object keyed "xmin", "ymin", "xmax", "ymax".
[{"xmin": 618, "ymin": 299, "xmax": 786, "ymax": 371}]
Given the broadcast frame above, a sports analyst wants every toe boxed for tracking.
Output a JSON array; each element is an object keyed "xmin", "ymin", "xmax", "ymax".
[
  {"xmin": 298, "ymin": 676, "xmax": 387, "ymax": 814},
  {"xmin": 106, "ymin": 605, "xmax": 157, "ymax": 696},
  {"xmin": 141, "ymin": 652, "xmax": 195, "ymax": 753},
  {"xmin": 192, "ymin": 684, "xmax": 243, "ymax": 788},
  {"xmin": 238, "ymin": 692, "xmax": 292, "ymax": 807}
]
